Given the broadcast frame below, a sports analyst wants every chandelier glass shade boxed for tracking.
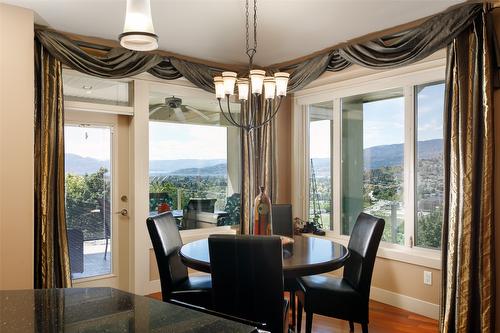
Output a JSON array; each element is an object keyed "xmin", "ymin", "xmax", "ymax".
[
  {"xmin": 119, "ymin": 0, "xmax": 158, "ymax": 51},
  {"xmin": 214, "ymin": 0, "xmax": 290, "ymax": 131}
]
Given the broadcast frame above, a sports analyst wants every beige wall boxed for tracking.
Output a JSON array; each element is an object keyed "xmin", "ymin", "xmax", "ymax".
[
  {"xmin": 372, "ymin": 258, "xmax": 440, "ymax": 304},
  {"xmin": 0, "ymin": 4, "xmax": 34, "ymax": 290},
  {"xmin": 326, "ymin": 257, "xmax": 441, "ymax": 305},
  {"xmin": 275, "ymin": 96, "xmax": 292, "ymax": 204}
]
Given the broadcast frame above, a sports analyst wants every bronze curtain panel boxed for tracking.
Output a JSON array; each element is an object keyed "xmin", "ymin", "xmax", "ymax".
[
  {"xmin": 440, "ymin": 9, "xmax": 496, "ymax": 333},
  {"xmin": 34, "ymin": 39, "xmax": 72, "ymax": 288},
  {"xmin": 240, "ymin": 97, "xmax": 276, "ymax": 234}
]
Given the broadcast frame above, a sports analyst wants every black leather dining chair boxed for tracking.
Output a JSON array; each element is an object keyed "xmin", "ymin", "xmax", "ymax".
[
  {"xmin": 147, "ymin": 212, "xmax": 212, "ymax": 308},
  {"xmin": 208, "ymin": 234, "xmax": 289, "ymax": 333},
  {"xmin": 272, "ymin": 204, "xmax": 294, "ymax": 238},
  {"xmin": 296, "ymin": 213, "xmax": 385, "ymax": 333},
  {"xmin": 271, "ymin": 204, "xmax": 299, "ymax": 328}
]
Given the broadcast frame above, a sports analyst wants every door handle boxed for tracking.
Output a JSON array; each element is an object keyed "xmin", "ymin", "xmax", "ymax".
[{"xmin": 115, "ymin": 208, "xmax": 128, "ymax": 217}]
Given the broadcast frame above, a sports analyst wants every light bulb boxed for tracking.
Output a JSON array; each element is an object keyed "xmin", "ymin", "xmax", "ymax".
[
  {"xmin": 250, "ymin": 69, "xmax": 266, "ymax": 95},
  {"xmin": 263, "ymin": 77, "xmax": 276, "ymax": 99},
  {"xmin": 214, "ymin": 76, "xmax": 225, "ymax": 99},
  {"xmin": 222, "ymin": 72, "xmax": 237, "ymax": 96},
  {"xmin": 237, "ymin": 79, "xmax": 249, "ymax": 101},
  {"xmin": 274, "ymin": 72, "xmax": 290, "ymax": 97}
]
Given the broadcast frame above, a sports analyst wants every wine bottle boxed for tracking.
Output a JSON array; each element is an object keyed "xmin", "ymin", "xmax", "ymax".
[{"xmin": 253, "ymin": 186, "xmax": 272, "ymax": 235}]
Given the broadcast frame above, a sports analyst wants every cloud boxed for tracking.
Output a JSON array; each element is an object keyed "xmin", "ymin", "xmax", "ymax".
[
  {"xmin": 65, "ymin": 126, "xmax": 111, "ymax": 160},
  {"xmin": 149, "ymin": 122, "xmax": 227, "ymax": 160}
]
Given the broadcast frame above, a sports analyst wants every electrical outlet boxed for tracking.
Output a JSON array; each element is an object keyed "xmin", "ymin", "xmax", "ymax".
[{"xmin": 424, "ymin": 271, "xmax": 432, "ymax": 285}]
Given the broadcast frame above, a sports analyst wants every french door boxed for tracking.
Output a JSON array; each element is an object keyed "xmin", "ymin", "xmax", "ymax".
[{"xmin": 64, "ymin": 110, "xmax": 130, "ymax": 290}]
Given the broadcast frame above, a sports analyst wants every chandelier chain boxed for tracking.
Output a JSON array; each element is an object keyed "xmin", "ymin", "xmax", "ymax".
[
  {"xmin": 253, "ymin": 0, "xmax": 257, "ymax": 53},
  {"xmin": 245, "ymin": 0, "xmax": 257, "ymax": 68}
]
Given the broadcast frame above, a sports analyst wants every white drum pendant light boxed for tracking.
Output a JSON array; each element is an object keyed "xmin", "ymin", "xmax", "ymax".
[{"xmin": 119, "ymin": 0, "xmax": 158, "ymax": 51}]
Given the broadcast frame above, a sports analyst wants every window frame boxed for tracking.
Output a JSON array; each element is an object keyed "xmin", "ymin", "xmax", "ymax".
[
  {"xmin": 147, "ymin": 81, "xmax": 243, "ymax": 231},
  {"xmin": 64, "ymin": 112, "xmax": 119, "ymax": 284},
  {"xmin": 292, "ymin": 53, "xmax": 446, "ymax": 268}
]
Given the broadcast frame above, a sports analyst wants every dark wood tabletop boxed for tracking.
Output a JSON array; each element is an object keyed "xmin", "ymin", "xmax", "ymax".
[{"xmin": 180, "ymin": 235, "xmax": 349, "ymax": 278}]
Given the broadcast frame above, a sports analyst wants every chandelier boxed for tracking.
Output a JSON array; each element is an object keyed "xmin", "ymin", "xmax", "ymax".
[{"xmin": 213, "ymin": 0, "xmax": 290, "ymax": 131}]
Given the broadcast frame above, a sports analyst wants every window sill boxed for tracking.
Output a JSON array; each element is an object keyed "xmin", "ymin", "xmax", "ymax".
[
  {"xmin": 179, "ymin": 225, "xmax": 239, "ymax": 243},
  {"xmin": 301, "ymin": 233, "xmax": 441, "ymax": 270}
]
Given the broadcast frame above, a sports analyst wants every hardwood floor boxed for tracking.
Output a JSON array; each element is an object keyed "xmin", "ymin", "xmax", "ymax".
[
  {"xmin": 147, "ymin": 292, "xmax": 438, "ymax": 333},
  {"xmin": 294, "ymin": 298, "xmax": 438, "ymax": 333}
]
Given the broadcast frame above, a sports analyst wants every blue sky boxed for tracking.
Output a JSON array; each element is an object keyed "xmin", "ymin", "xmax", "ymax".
[
  {"xmin": 416, "ymin": 83, "xmax": 445, "ymax": 142},
  {"xmin": 66, "ymin": 84, "xmax": 444, "ymax": 161},
  {"xmin": 149, "ymin": 122, "xmax": 227, "ymax": 160},
  {"xmin": 310, "ymin": 83, "xmax": 444, "ymax": 158},
  {"xmin": 65, "ymin": 126, "xmax": 111, "ymax": 160},
  {"xmin": 65, "ymin": 122, "xmax": 228, "ymax": 161}
]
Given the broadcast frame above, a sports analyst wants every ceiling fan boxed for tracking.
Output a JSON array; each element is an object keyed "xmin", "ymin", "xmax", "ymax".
[{"xmin": 149, "ymin": 96, "xmax": 210, "ymax": 122}]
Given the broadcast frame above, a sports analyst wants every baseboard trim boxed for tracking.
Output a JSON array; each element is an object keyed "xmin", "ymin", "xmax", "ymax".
[
  {"xmin": 145, "ymin": 278, "xmax": 439, "ymax": 320},
  {"xmin": 145, "ymin": 279, "xmax": 161, "ymax": 295},
  {"xmin": 370, "ymin": 287, "xmax": 439, "ymax": 320},
  {"xmin": 146, "ymin": 271, "xmax": 208, "ymax": 296}
]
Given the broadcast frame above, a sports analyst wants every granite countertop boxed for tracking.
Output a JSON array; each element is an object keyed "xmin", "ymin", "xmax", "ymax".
[{"xmin": 0, "ymin": 287, "xmax": 258, "ymax": 333}]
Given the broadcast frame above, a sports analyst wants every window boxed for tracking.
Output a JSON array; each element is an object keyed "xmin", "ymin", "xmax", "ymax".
[
  {"xmin": 342, "ymin": 89, "xmax": 405, "ymax": 244},
  {"xmin": 299, "ymin": 70, "xmax": 445, "ymax": 252},
  {"xmin": 64, "ymin": 125, "xmax": 112, "ymax": 279},
  {"xmin": 309, "ymin": 102, "xmax": 333, "ymax": 230},
  {"xmin": 148, "ymin": 94, "xmax": 241, "ymax": 230},
  {"xmin": 63, "ymin": 71, "xmax": 130, "ymax": 106},
  {"xmin": 415, "ymin": 82, "xmax": 445, "ymax": 248}
]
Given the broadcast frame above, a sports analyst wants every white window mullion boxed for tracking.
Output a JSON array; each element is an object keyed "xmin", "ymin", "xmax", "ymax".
[
  {"xmin": 305, "ymin": 105, "xmax": 311, "ymax": 221},
  {"xmin": 403, "ymin": 85, "xmax": 415, "ymax": 248},
  {"xmin": 291, "ymin": 102, "xmax": 309, "ymax": 221},
  {"xmin": 332, "ymin": 98, "xmax": 342, "ymax": 236}
]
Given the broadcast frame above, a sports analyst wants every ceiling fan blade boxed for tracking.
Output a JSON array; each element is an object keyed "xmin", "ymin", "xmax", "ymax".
[
  {"xmin": 183, "ymin": 105, "xmax": 210, "ymax": 120},
  {"xmin": 173, "ymin": 108, "xmax": 186, "ymax": 122},
  {"xmin": 149, "ymin": 104, "xmax": 167, "ymax": 116}
]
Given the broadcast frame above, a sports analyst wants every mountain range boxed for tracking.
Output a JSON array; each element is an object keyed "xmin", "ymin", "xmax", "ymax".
[
  {"xmin": 311, "ymin": 138, "xmax": 443, "ymax": 176},
  {"xmin": 65, "ymin": 139, "xmax": 443, "ymax": 176}
]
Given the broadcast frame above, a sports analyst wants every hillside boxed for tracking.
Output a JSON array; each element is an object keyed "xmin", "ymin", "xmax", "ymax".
[
  {"xmin": 65, "ymin": 153, "xmax": 109, "ymax": 175},
  {"xmin": 66, "ymin": 139, "xmax": 443, "ymax": 176},
  {"xmin": 312, "ymin": 138, "xmax": 443, "ymax": 176},
  {"xmin": 168, "ymin": 163, "xmax": 227, "ymax": 176},
  {"xmin": 149, "ymin": 159, "xmax": 226, "ymax": 174}
]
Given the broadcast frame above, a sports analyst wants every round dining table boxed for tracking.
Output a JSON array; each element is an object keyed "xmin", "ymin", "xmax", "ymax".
[{"xmin": 180, "ymin": 235, "xmax": 349, "ymax": 278}]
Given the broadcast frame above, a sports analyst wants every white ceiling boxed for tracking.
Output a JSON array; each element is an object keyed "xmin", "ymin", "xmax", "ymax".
[{"xmin": 3, "ymin": 0, "xmax": 465, "ymax": 66}]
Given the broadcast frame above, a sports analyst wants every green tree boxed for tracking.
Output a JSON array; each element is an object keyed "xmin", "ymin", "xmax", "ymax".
[
  {"xmin": 65, "ymin": 167, "xmax": 110, "ymax": 240},
  {"xmin": 416, "ymin": 208, "xmax": 443, "ymax": 248}
]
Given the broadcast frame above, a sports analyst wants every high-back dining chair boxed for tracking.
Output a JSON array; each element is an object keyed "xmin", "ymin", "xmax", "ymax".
[
  {"xmin": 271, "ymin": 204, "xmax": 298, "ymax": 328},
  {"xmin": 208, "ymin": 234, "xmax": 289, "ymax": 333},
  {"xmin": 271, "ymin": 204, "xmax": 294, "ymax": 238},
  {"xmin": 296, "ymin": 213, "xmax": 385, "ymax": 333},
  {"xmin": 147, "ymin": 212, "xmax": 212, "ymax": 308}
]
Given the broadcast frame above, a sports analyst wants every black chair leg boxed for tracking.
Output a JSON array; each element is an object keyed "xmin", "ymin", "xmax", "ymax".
[
  {"xmin": 104, "ymin": 237, "xmax": 109, "ymax": 260},
  {"xmin": 297, "ymin": 301, "xmax": 303, "ymax": 333},
  {"xmin": 362, "ymin": 323, "xmax": 368, "ymax": 333},
  {"xmin": 349, "ymin": 320, "xmax": 354, "ymax": 332},
  {"xmin": 305, "ymin": 311, "xmax": 313, "ymax": 333},
  {"xmin": 290, "ymin": 291, "xmax": 296, "ymax": 328}
]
